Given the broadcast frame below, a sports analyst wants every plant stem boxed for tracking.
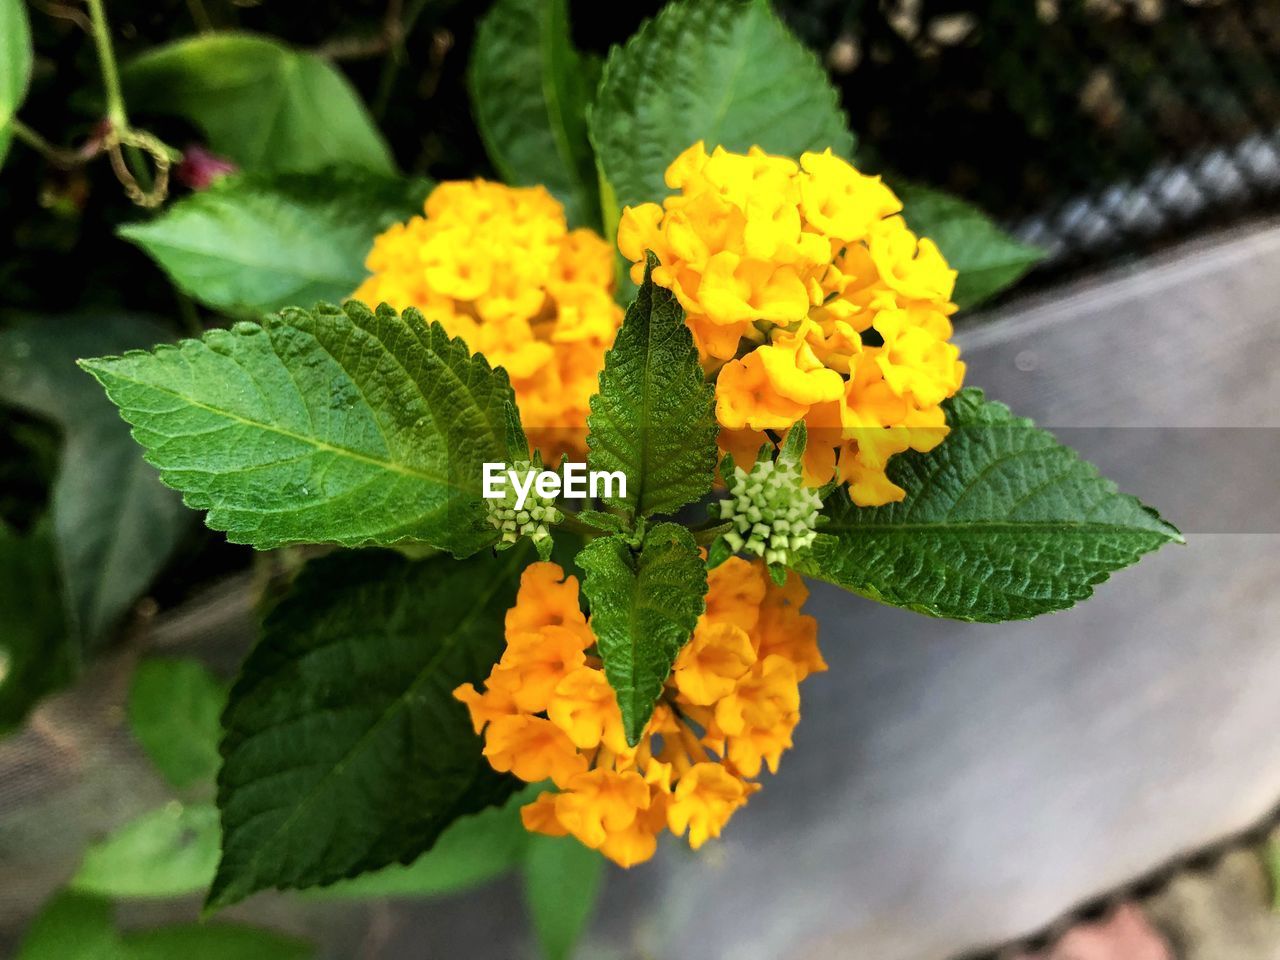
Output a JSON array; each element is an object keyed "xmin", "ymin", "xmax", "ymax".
[
  {"xmin": 558, "ymin": 512, "xmax": 606, "ymax": 540},
  {"xmin": 84, "ymin": 0, "xmax": 128, "ymax": 130},
  {"xmin": 9, "ymin": 119, "xmax": 80, "ymax": 167},
  {"xmin": 372, "ymin": 0, "xmax": 432, "ymax": 119}
]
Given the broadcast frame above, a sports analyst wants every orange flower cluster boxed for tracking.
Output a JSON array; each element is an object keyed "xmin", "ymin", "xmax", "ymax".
[
  {"xmin": 617, "ymin": 143, "xmax": 965, "ymax": 505},
  {"xmin": 454, "ymin": 558, "xmax": 825, "ymax": 867},
  {"xmin": 354, "ymin": 180, "xmax": 622, "ymax": 462}
]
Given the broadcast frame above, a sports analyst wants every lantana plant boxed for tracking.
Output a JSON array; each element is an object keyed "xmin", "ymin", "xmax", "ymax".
[{"xmin": 60, "ymin": 0, "xmax": 1179, "ymax": 916}]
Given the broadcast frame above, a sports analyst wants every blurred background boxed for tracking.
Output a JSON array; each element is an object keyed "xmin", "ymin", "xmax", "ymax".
[{"xmin": 3, "ymin": 1, "xmax": 1280, "ymax": 958}]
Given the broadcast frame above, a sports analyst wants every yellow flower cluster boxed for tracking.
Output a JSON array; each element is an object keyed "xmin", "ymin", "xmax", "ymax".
[
  {"xmin": 454, "ymin": 557, "xmax": 825, "ymax": 867},
  {"xmin": 617, "ymin": 143, "xmax": 965, "ymax": 505},
  {"xmin": 354, "ymin": 180, "xmax": 622, "ymax": 462}
]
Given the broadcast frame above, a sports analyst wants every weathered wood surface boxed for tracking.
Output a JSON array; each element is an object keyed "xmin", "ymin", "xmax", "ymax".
[{"xmin": 1, "ymin": 222, "xmax": 1278, "ymax": 959}]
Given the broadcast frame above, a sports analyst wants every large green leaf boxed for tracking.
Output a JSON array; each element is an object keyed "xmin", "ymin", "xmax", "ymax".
[
  {"xmin": 586, "ymin": 253, "xmax": 716, "ymax": 519},
  {"xmin": 121, "ymin": 33, "xmax": 393, "ymax": 174},
  {"xmin": 897, "ymin": 183, "xmax": 1043, "ymax": 309},
  {"xmin": 128, "ymin": 658, "xmax": 226, "ymax": 789},
  {"xmin": 0, "ymin": 521, "xmax": 72, "ymax": 734},
  {"xmin": 208, "ymin": 548, "xmax": 525, "ymax": 910},
  {"xmin": 0, "ymin": 0, "xmax": 33, "ymax": 168},
  {"xmin": 577, "ymin": 523, "xmax": 706, "ymax": 744},
  {"xmin": 469, "ymin": 0, "xmax": 599, "ymax": 230},
  {"xmin": 313, "ymin": 784, "xmax": 541, "ymax": 899},
  {"xmin": 797, "ymin": 389, "xmax": 1182, "ymax": 622},
  {"xmin": 523, "ymin": 834, "xmax": 604, "ymax": 960},
  {"xmin": 16, "ymin": 892, "xmax": 311, "ymax": 960},
  {"xmin": 80, "ymin": 302, "xmax": 524, "ymax": 555},
  {"xmin": 0, "ymin": 315, "xmax": 191, "ymax": 642},
  {"xmin": 71, "ymin": 802, "xmax": 220, "ymax": 899},
  {"xmin": 589, "ymin": 0, "xmax": 854, "ymax": 227},
  {"xmin": 120, "ymin": 171, "xmax": 429, "ymax": 316}
]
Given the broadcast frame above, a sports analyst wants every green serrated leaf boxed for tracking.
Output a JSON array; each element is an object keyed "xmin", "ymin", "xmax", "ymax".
[
  {"xmin": 796, "ymin": 389, "xmax": 1182, "ymax": 622},
  {"xmin": 577, "ymin": 523, "xmax": 706, "ymax": 744},
  {"xmin": 523, "ymin": 833, "xmax": 604, "ymax": 960},
  {"xmin": 569, "ymin": 509, "xmax": 627, "ymax": 534},
  {"xmin": 0, "ymin": 0, "xmax": 33, "ymax": 169},
  {"xmin": 71, "ymin": 802, "xmax": 220, "ymax": 899},
  {"xmin": 120, "ymin": 170, "xmax": 430, "ymax": 316},
  {"xmin": 469, "ymin": 0, "xmax": 600, "ymax": 230},
  {"xmin": 586, "ymin": 253, "xmax": 716, "ymax": 519},
  {"xmin": 208, "ymin": 548, "xmax": 526, "ymax": 911},
  {"xmin": 896, "ymin": 183, "xmax": 1043, "ymax": 310},
  {"xmin": 311, "ymin": 784, "xmax": 541, "ymax": 899},
  {"xmin": 0, "ymin": 315, "xmax": 191, "ymax": 642},
  {"xmin": 589, "ymin": 0, "xmax": 854, "ymax": 230},
  {"xmin": 80, "ymin": 302, "xmax": 523, "ymax": 555},
  {"xmin": 777, "ymin": 419, "xmax": 807, "ymax": 465},
  {"xmin": 705, "ymin": 535, "xmax": 733, "ymax": 571},
  {"xmin": 0, "ymin": 520, "xmax": 72, "ymax": 734},
  {"xmin": 121, "ymin": 33, "xmax": 393, "ymax": 174},
  {"xmin": 128, "ymin": 659, "xmax": 226, "ymax": 790}
]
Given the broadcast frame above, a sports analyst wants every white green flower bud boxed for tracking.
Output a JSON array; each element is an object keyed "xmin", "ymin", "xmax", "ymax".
[
  {"xmin": 486, "ymin": 460, "xmax": 562, "ymax": 546},
  {"xmin": 718, "ymin": 458, "xmax": 821, "ymax": 566}
]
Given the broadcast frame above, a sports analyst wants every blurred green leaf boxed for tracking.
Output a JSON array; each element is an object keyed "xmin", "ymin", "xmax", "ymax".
[
  {"xmin": 469, "ymin": 0, "xmax": 600, "ymax": 229},
  {"xmin": 72, "ymin": 802, "xmax": 220, "ymax": 899},
  {"xmin": 896, "ymin": 183, "xmax": 1043, "ymax": 309},
  {"xmin": 80, "ymin": 302, "xmax": 525, "ymax": 555},
  {"xmin": 0, "ymin": 0, "xmax": 32, "ymax": 168},
  {"xmin": 0, "ymin": 315, "xmax": 191, "ymax": 642},
  {"xmin": 208, "ymin": 548, "xmax": 525, "ymax": 911},
  {"xmin": 16, "ymin": 891, "xmax": 312, "ymax": 960},
  {"xmin": 121, "ymin": 33, "xmax": 393, "ymax": 175},
  {"xmin": 523, "ymin": 834, "xmax": 604, "ymax": 960},
  {"xmin": 0, "ymin": 521, "xmax": 71, "ymax": 735},
  {"xmin": 315, "ymin": 784, "xmax": 543, "ymax": 899},
  {"xmin": 121, "ymin": 170, "xmax": 430, "ymax": 316},
  {"xmin": 128, "ymin": 659, "xmax": 226, "ymax": 790}
]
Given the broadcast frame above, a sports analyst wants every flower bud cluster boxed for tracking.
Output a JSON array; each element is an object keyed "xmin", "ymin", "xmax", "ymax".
[
  {"xmin": 485, "ymin": 461, "xmax": 562, "ymax": 546},
  {"xmin": 719, "ymin": 458, "xmax": 821, "ymax": 566}
]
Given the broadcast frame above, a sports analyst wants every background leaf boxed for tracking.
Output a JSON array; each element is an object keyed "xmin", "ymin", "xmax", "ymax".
[
  {"xmin": 577, "ymin": 523, "xmax": 706, "ymax": 744},
  {"xmin": 586, "ymin": 254, "xmax": 717, "ymax": 519},
  {"xmin": 523, "ymin": 834, "xmax": 604, "ymax": 960},
  {"xmin": 469, "ymin": 0, "xmax": 600, "ymax": 229},
  {"xmin": 121, "ymin": 33, "xmax": 393, "ymax": 174},
  {"xmin": 128, "ymin": 658, "xmax": 226, "ymax": 790},
  {"xmin": 0, "ymin": 520, "xmax": 72, "ymax": 734},
  {"xmin": 0, "ymin": 315, "xmax": 191, "ymax": 642},
  {"xmin": 797, "ymin": 389, "xmax": 1183, "ymax": 622},
  {"xmin": 208, "ymin": 548, "xmax": 525, "ymax": 910},
  {"xmin": 14, "ymin": 893, "xmax": 118, "ymax": 960},
  {"xmin": 589, "ymin": 0, "xmax": 854, "ymax": 230},
  {"xmin": 120, "ymin": 170, "xmax": 430, "ymax": 316},
  {"xmin": 896, "ymin": 183, "xmax": 1043, "ymax": 309},
  {"xmin": 0, "ymin": 0, "xmax": 32, "ymax": 168},
  {"xmin": 71, "ymin": 803, "xmax": 220, "ymax": 899},
  {"xmin": 81, "ymin": 302, "xmax": 523, "ymax": 555}
]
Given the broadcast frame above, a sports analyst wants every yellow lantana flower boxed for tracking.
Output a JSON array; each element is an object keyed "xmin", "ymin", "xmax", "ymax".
[
  {"xmin": 354, "ymin": 180, "xmax": 622, "ymax": 462},
  {"xmin": 454, "ymin": 558, "xmax": 824, "ymax": 867},
  {"xmin": 618, "ymin": 143, "xmax": 966, "ymax": 505}
]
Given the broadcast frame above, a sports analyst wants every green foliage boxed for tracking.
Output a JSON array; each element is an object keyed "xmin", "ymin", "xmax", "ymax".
[
  {"xmin": 81, "ymin": 301, "xmax": 524, "ymax": 555},
  {"xmin": 797, "ymin": 389, "xmax": 1183, "ymax": 621},
  {"xmin": 16, "ymin": 892, "xmax": 311, "ymax": 960},
  {"xmin": 314, "ymin": 784, "xmax": 542, "ymax": 898},
  {"xmin": 128, "ymin": 658, "xmax": 226, "ymax": 790},
  {"xmin": 0, "ymin": 521, "xmax": 72, "ymax": 733},
  {"xmin": 586, "ymin": 253, "xmax": 717, "ymax": 520},
  {"xmin": 120, "ymin": 171, "xmax": 430, "ymax": 316},
  {"xmin": 897, "ymin": 183, "xmax": 1044, "ymax": 309},
  {"xmin": 0, "ymin": 0, "xmax": 32, "ymax": 168},
  {"xmin": 469, "ymin": 0, "xmax": 600, "ymax": 229},
  {"xmin": 578, "ymin": 522, "xmax": 706, "ymax": 744},
  {"xmin": 589, "ymin": 0, "xmax": 854, "ymax": 229},
  {"xmin": 523, "ymin": 834, "xmax": 605, "ymax": 960},
  {"xmin": 71, "ymin": 802, "xmax": 220, "ymax": 899},
  {"xmin": 0, "ymin": 315, "xmax": 190, "ymax": 642},
  {"xmin": 121, "ymin": 33, "xmax": 393, "ymax": 174},
  {"xmin": 208, "ymin": 548, "xmax": 525, "ymax": 910}
]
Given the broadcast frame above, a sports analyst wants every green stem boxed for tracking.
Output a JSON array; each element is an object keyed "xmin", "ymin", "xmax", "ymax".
[
  {"xmin": 372, "ymin": 0, "xmax": 432, "ymax": 119},
  {"xmin": 9, "ymin": 119, "xmax": 79, "ymax": 167},
  {"xmin": 85, "ymin": 0, "xmax": 128, "ymax": 130}
]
